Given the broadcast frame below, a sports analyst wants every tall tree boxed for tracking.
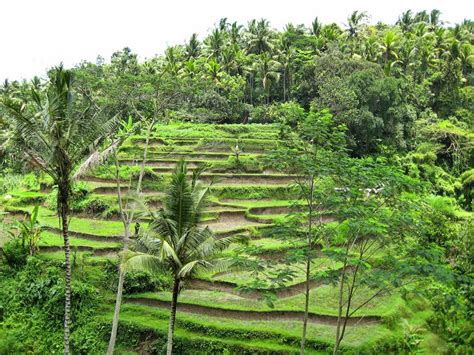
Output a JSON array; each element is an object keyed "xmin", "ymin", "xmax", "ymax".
[
  {"xmin": 255, "ymin": 53, "xmax": 281, "ymax": 104},
  {"xmin": 1, "ymin": 66, "xmax": 117, "ymax": 354},
  {"xmin": 123, "ymin": 161, "xmax": 238, "ymax": 355},
  {"xmin": 246, "ymin": 19, "xmax": 274, "ymax": 54},
  {"xmin": 269, "ymin": 109, "xmax": 347, "ymax": 354},
  {"xmin": 185, "ymin": 33, "xmax": 201, "ymax": 59}
]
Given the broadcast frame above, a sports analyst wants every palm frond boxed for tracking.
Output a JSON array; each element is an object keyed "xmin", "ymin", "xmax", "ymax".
[
  {"xmin": 72, "ymin": 137, "xmax": 121, "ymax": 180},
  {"xmin": 121, "ymin": 251, "xmax": 165, "ymax": 274}
]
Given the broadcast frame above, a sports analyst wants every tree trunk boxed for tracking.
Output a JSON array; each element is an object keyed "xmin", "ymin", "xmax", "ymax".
[
  {"xmin": 167, "ymin": 278, "xmax": 181, "ymax": 355},
  {"xmin": 300, "ymin": 259, "xmax": 311, "ymax": 354},
  {"xmin": 106, "ymin": 225, "xmax": 130, "ymax": 355},
  {"xmin": 333, "ymin": 247, "xmax": 349, "ymax": 355},
  {"xmin": 107, "ymin": 119, "xmax": 155, "ymax": 354},
  {"xmin": 59, "ymin": 187, "xmax": 72, "ymax": 355},
  {"xmin": 300, "ymin": 177, "xmax": 314, "ymax": 355}
]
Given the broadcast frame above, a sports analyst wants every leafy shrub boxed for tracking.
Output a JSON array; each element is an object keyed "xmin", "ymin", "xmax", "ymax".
[
  {"xmin": 0, "ymin": 257, "xmax": 102, "ymax": 353},
  {"xmin": 46, "ymin": 181, "xmax": 91, "ymax": 211},
  {"xmin": 21, "ymin": 173, "xmax": 40, "ymax": 190},
  {"xmin": 0, "ymin": 174, "xmax": 22, "ymax": 194},
  {"xmin": 459, "ymin": 169, "xmax": 474, "ymax": 210},
  {"xmin": 103, "ymin": 261, "xmax": 172, "ymax": 294},
  {"xmin": 8, "ymin": 192, "xmax": 46, "ymax": 206},
  {"xmin": 123, "ymin": 271, "xmax": 171, "ymax": 294},
  {"xmin": 78, "ymin": 197, "xmax": 110, "ymax": 215},
  {"xmin": 1, "ymin": 238, "xmax": 29, "ymax": 268}
]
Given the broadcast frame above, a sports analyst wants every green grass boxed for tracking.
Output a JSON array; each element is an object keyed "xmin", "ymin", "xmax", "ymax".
[
  {"xmin": 198, "ymin": 257, "xmax": 339, "ymax": 287},
  {"xmin": 218, "ymin": 199, "xmax": 302, "ymax": 208},
  {"xmin": 40, "ymin": 212, "xmax": 126, "ymax": 236},
  {"xmin": 131, "ymin": 284, "xmax": 402, "ymax": 318},
  {"xmin": 6, "ymin": 207, "xmax": 129, "ymax": 237},
  {"xmin": 38, "ymin": 232, "xmax": 122, "ymax": 249},
  {"xmin": 1, "ymin": 122, "xmax": 434, "ymax": 353},
  {"xmin": 37, "ymin": 250, "xmax": 117, "ymax": 262},
  {"xmin": 151, "ymin": 123, "xmax": 280, "ymax": 140},
  {"xmin": 105, "ymin": 302, "xmax": 397, "ymax": 352},
  {"xmin": 105, "ymin": 305, "xmax": 308, "ymax": 354}
]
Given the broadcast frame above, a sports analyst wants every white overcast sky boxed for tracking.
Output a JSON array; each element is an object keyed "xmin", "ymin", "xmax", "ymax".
[{"xmin": 1, "ymin": 0, "xmax": 473, "ymax": 82}]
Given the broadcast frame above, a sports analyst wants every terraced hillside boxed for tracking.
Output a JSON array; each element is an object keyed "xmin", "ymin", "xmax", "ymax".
[{"xmin": 1, "ymin": 123, "xmax": 426, "ymax": 353}]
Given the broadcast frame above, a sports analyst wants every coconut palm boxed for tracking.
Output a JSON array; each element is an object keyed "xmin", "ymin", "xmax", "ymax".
[
  {"xmin": 0, "ymin": 66, "xmax": 117, "ymax": 354},
  {"xmin": 229, "ymin": 22, "xmax": 243, "ymax": 46},
  {"xmin": 277, "ymin": 45, "xmax": 295, "ymax": 101},
  {"xmin": 123, "ymin": 161, "xmax": 238, "ymax": 355},
  {"xmin": 255, "ymin": 53, "xmax": 281, "ymax": 104},
  {"xmin": 311, "ymin": 17, "xmax": 322, "ymax": 37},
  {"xmin": 245, "ymin": 19, "xmax": 274, "ymax": 54},
  {"xmin": 185, "ymin": 33, "xmax": 201, "ymax": 59},
  {"xmin": 397, "ymin": 10, "xmax": 414, "ymax": 32},
  {"xmin": 379, "ymin": 30, "xmax": 400, "ymax": 75},
  {"xmin": 346, "ymin": 10, "xmax": 368, "ymax": 39},
  {"xmin": 207, "ymin": 28, "xmax": 225, "ymax": 61},
  {"xmin": 163, "ymin": 47, "xmax": 181, "ymax": 76}
]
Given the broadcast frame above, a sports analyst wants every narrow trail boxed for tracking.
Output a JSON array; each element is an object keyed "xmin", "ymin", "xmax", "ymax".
[{"xmin": 125, "ymin": 297, "xmax": 380, "ymax": 326}]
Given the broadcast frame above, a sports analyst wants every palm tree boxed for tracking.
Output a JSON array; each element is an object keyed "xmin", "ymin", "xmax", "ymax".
[
  {"xmin": 277, "ymin": 45, "xmax": 295, "ymax": 101},
  {"xmin": 429, "ymin": 9, "xmax": 443, "ymax": 28},
  {"xmin": 245, "ymin": 19, "xmax": 274, "ymax": 54},
  {"xmin": 1, "ymin": 66, "xmax": 117, "ymax": 354},
  {"xmin": 255, "ymin": 53, "xmax": 281, "ymax": 104},
  {"xmin": 185, "ymin": 33, "xmax": 201, "ymax": 59},
  {"xmin": 379, "ymin": 31, "xmax": 400, "ymax": 75},
  {"xmin": 164, "ymin": 47, "xmax": 181, "ymax": 76},
  {"xmin": 397, "ymin": 10, "xmax": 414, "ymax": 32},
  {"xmin": 206, "ymin": 59, "xmax": 223, "ymax": 84},
  {"xmin": 221, "ymin": 45, "xmax": 240, "ymax": 75},
  {"xmin": 207, "ymin": 29, "xmax": 224, "ymax": 61},
  {"xmin": 229, "ymin": 22, "xmax": 243, "ymax": 46},
  {"xmin": 346, "ymin": 10, "xmax": 367, "ymax": 39},
  {"xmin": 123, "ymin": 161, "xmax": 237, "ymax": 355},
  {"xmin": 311, "ymin": 17, "xmax": 322, "ymax": 37},
  {"xmin": 414, "ymin": 10, "xmax": 430, "ymax": 24}
]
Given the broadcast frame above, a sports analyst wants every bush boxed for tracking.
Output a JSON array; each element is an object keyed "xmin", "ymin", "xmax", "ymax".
[
  {"xmin": 46, "ymin": 181, "xmax": 91, "ymax": 211},
  {"xmin": 124, "ymin": 271, "xmax": 171, "ymax": 294},
  {"xmin": 0, "ymin": 238, "xmax": 29, "ymax": 269},
  {"xmin": 103, "ymin": 261, "xmax": 172, "ymax": 294},
  {"xmin": 0, "ymin": 257, "xmax": 103, "ymax": 353},
  {"xmin": 459, "ymin": 169, "xmax": 474, "ymax": 210},
  {"xmin": 78, "ymin": 197, "xmax": 110, "ymax": 215},
  {"xmin": 0, "ymin": 174, "xmax": 22, "ymax": 194}
]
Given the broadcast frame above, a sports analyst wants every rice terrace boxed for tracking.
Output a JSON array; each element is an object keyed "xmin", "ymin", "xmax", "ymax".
[{"xmin": 0, "ymin": 2, "xmax": 473, "ymax": 355}]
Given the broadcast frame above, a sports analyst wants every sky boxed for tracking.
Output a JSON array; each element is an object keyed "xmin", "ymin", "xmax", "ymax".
[{"xmin": 1, "ymin": 0, "xmax": 473, "ymax": 82}]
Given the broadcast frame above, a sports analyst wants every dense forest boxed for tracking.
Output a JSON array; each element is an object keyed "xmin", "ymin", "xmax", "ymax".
[{"xmin": 0, "ymin": 9, "xmax": 473, "ymax": 354}]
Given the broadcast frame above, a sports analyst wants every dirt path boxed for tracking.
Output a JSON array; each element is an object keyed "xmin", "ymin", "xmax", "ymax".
[
  {"xmin": 125, "ymin": 297, "xmax": 380, "ymax": 326},
  {"xmin": 203, "ymin": 211, "xmax": 269, "ymax": 233}
]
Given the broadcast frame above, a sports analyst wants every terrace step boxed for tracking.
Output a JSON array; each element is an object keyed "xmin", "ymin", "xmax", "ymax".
[
  {"xmin": 45, "ymin": 227, "xmax": 124, "ymax": 242},
  {"xmin": 125, "ymin": 297, "xmax": 380, "ymax": 326},
  {"xmin": 111, "ymin": 305, "xmax": 305, "ymax": 354},
  {"xmin": 39, "ymin": 245, "xmax": 120, "ymax": 256},
  {"xmin": 122, "ymin": 152, "xmax": 256, "ymax": 160},
  {"xmin": 84, "ymin": 174, "xmax": 294, "ymax": 187}
]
